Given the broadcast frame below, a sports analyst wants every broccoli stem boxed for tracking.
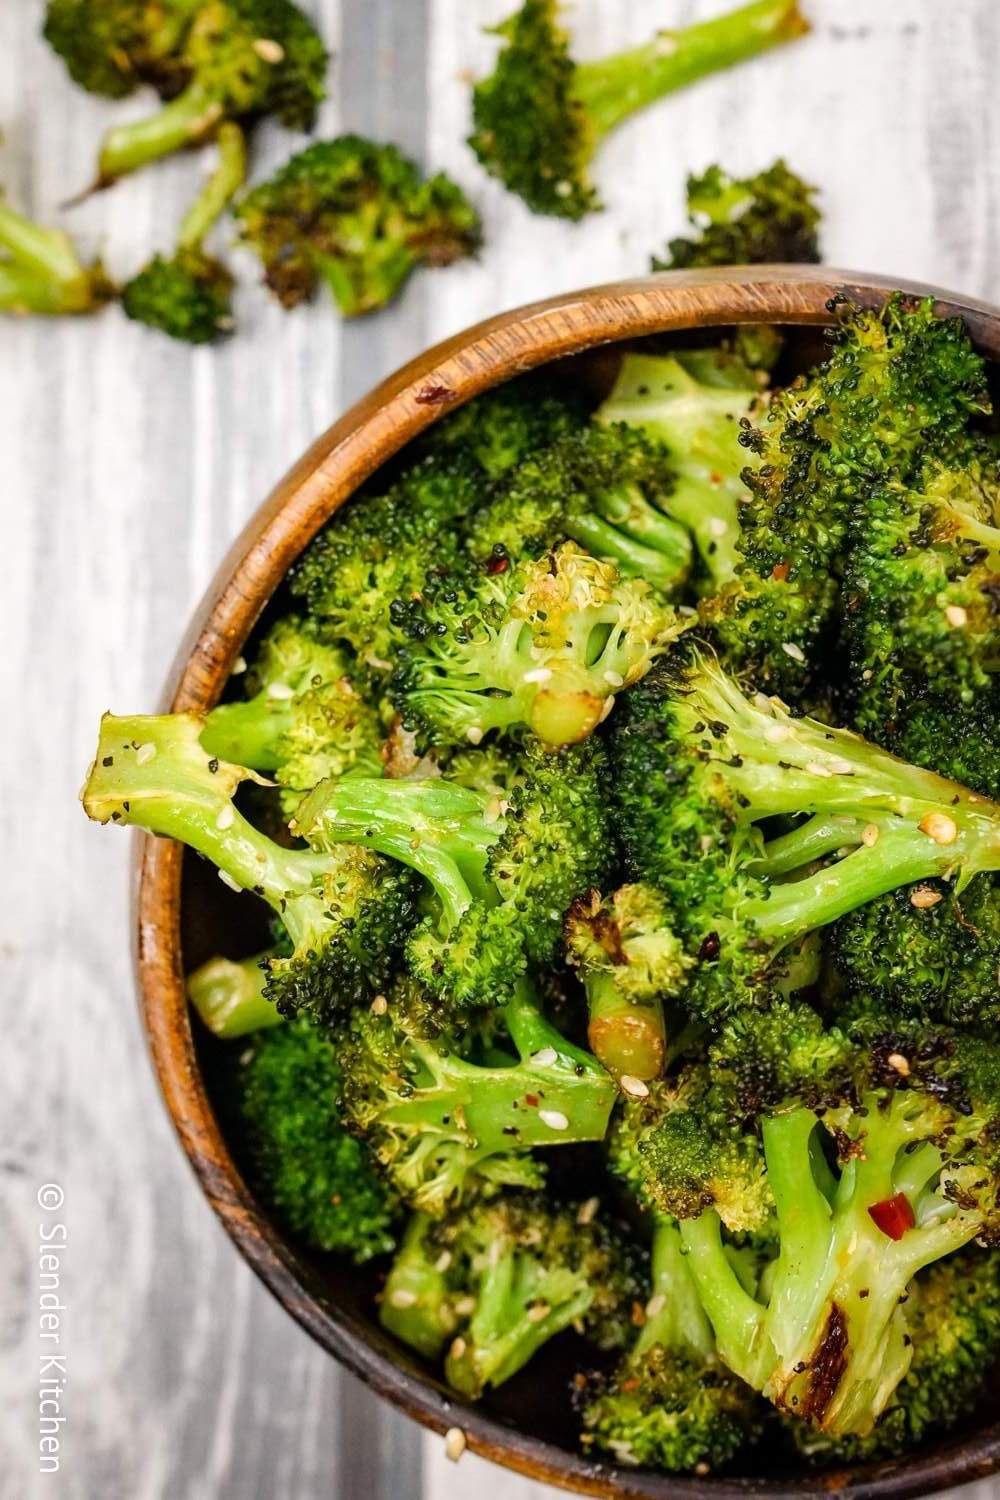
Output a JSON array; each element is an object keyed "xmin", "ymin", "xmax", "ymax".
[
  {"xmin": 585, "ymin": 972, "xmax": 666, "ymax": 1082},
  {"xmin": 642, "ymin": 1216, "xmax": 716, "ymax": 1360},
  {"xmin": 380, "ymin": 1214, "xmax": 456, "ymax": 1360},
  {"xmin": 199, "ymin": 696, "xmax": 293, "ymax": 772},
  {"xmin": 98, "ymin": 83, "xmax": 224, "ymax": 183},
  {"xmin": 177, "ymin": 121, "xmax": 246, "ymax": 251},
  {"xmin": 573, "ymin": 0, "xmax": 807, "ymax": 142},
  {"xmin": 566, "ymin": 502, "xmax": 691, "ymax": 596},
  {"xmin": 0, "ymin": 199, "xmax": 105, "ymax": 314},
  {"xmin": 678, "ymin": 1211, "xmax": 770, "ymax": 1387},
  {"xmin": 186, "ymin": 952, "xmax": 283, "ymax": 1038}
]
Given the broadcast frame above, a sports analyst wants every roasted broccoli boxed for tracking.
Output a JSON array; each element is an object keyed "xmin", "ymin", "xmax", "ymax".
[
  {"xmin": 235, "ymin": 137, "xmax": 481, "ymax": 316},
  {"xmin": 47, "ymin": 0, "xmax": 328, "ymax": 187},
  {"xmin": 469, "ymin": 0, "xmax": 808, "ymax": 220},
  {"xmin": 122, "ymin": 120, "xmax": 244, "ymax": 342},
  {"xmin": 0, "ymin": 192, "xmax": 112, "ymax": 316},
  {"xmin": 654, "ymin": 160, "xmax": 821, "ymax": 271},
  {"xmin": 81, "ymin": 712, "xmax": 419, "ymax": 1021},
  {"xmin": 187, "ymin": 950, "xmax": 284, "ymax": 1037},
  {"xmin": 581, "ymin": 1215, "xmax": 760, "ymax": 1471},
  {"xmin": 236, "ymin": 1017, "xmax": 398, "ymax": 1261}
]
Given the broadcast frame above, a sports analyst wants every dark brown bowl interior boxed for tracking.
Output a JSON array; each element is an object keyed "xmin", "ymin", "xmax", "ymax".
[{"xmin": 136, "ymin": 269, "xmax": 1000, "ymax": 1499}]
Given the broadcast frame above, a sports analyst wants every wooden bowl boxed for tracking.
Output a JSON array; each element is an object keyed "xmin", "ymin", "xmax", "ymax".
[{"xmin": 135, "ymin": 267, "xmax": 1000, "ymax": 1499}]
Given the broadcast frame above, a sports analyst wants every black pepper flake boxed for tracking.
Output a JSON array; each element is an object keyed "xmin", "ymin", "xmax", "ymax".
[
  {"xmin": 207, "ymin": 757, "xmax": 220, "ymax": 773},
  {"xmin": 102, "ymin": 755, "xmax": 114, "ymax": 767}
]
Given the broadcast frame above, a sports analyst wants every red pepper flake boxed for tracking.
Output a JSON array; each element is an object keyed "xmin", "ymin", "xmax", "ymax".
[
  {"xmin": 868, "ymin": 1193, "xmax": 915, "ymax": 1241},
  {"xmin": 486, "ymin": 554, "xmax": 509, "ymax": 575},
  {"xmin": 771, "ymin": 561, "xmax": 790, "ymax": 583},
  {"xmin": 524, "ymin": 1093, "xmax": 540, "ymax": 1108},
  {"xmin": 415, "ymin": 381, "xmax": 455, "ymax": 406}
]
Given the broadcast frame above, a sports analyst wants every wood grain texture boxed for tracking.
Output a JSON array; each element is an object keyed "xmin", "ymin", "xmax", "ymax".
[{"xmin": 2, "ymin": 2, "xmax": 999, "ymax": 1499}]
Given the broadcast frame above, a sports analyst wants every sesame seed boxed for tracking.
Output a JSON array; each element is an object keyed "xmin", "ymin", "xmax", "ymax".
[
  {"xmin": 135, "ymin": 741, "xmax": 157, "ymax": 765},
  {"xmin": 861, "ymin": 823, "xmax": 880, "ymax": 847},
  {"xmin": 910, "ymin": 885, "xmax": 943, "ymax": 910},
  {"xmin": 945, "ymin": 604, "xmax": 968, "ymax": 628},
  {"xmin": 887, "ymin": 1052, "xmax": 911, "ymax": 1077},
  {"xmin": 465, "ymin": 726, "xmax": 483, "ymax": 745},
  {"xmin": 530, "ymin": 1046, "xmax": 558, "ymax": 1066},
  {"xmin": 645, "ymin": 1293, "xmax": 666, "ymax": 1319},
  {"xmin": 619, "ymin": 1075, "xmax": 650, "ymax": 1099},
  {"xmin": 708, "ymin": 517, "xmax": 728, "ymax": 538},
  {"xmin": 805, "ymin": 761, "xmax": 834, "ymax": 778},
  {"xmin": 695, "ymin": 1462, "xmax": 711, "ymax": 1477},
  {"xmin": 253, "ymin": 36, "xmax": 285, "ymax": 62},
  {"xmin": 444, "ymin": 1428, "xmax": 467, "ymax": 1463},
  {"xmin": 603, "ymin": 669, "xmax": 624, "ymax": 687},
  {"xmin": 526, "ymin": 1302, "xmax": 551, "ymax": 1324},
  {"xmin": 919, "ymin": 811, "xmax": 958, "ymax": 846},
  {"xmin": 231, "ymin": 655, "xmax": 247, "ymax": 675},
  {"xmin": 577, "ymin": 1196, "xmax": 599, "ymax": 1226},
  {"xmin": 781, "ymin": 641, "xmax": 806, "ymax": 663},
  {"xmin": 370, "ymin": 994, "xmax": 388, "ymax": 1016},
  {"xmin": 454, "ymin": 1295, "xmax": 476, "ymax": 1317},
  {"xmin": 764, "ymin": 722, "xmax": 791, "ymax": 744},
  {"xmin": 523, "ymin": 666, "xmax": 553, "ymax": 684},
  {"xmin": 389, "ymin": 1289, "xmax": 417, "ymax": 1309},
  {"xmin": 826, "ymin": 757, "xmax": 855, "ymax": 775},
  {"xmin": 554, "ymin": 180, "xmax": 573, "ymax": 198},
  {"xmin": 216, "ymin": 804, "xmax": 235, "ymax": 831},
  {"xmin": 449, "ymin": 1336, "xmax": 467, "ymax": 1360},
  {"xmin": 266, "ymin": 681, "xmax": 295, "ymax": 700},
  {"xmin": 218, "ymin": 870, "xmax": 241, "ymax": 892},
  {"xmin": 434, "ymin": 1250, "xmax": 452, "ymax": 1273},
  {"xmin": 538, "ymin": 1109, "xmax": 569, "ymax": 1131}
]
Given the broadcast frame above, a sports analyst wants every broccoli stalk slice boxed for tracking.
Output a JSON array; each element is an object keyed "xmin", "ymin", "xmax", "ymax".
[
  {"xmin": 380, "ymin": 1214, "xmax": 457, "ymax": 1360},
  {"xmin": 597, "ymin": 351, "xmax": 763, "ymax": 590},
  {"xmin": 0, "ymin": 196, "xmax": 112, "ymax": 315},
  {"xmin": 583, "ymin": 969, "xmax": 666, "ymax": 1083},
  {"xmin": 186, "ymin": 952, "xmax": 283, "ymax": 1038}
]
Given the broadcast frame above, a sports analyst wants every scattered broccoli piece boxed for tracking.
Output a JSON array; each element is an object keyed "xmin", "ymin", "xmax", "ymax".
[
  {"xmin": 788, "ymin": 1250, "xmax": 1000, "ymax": 1462},
  {"xmin": 671, "ymin": 1002, "xmax": 1000, "ymax": 1436},
  {"xmin": 122, "ymin": 119, "xmax": 244, "ymax": 342},
  {"xmin": 581, "ymin": 1216, "xmax": 760, "ymax": 1472},
  {"xmin": 237, "ymin": 1017, "xmax": 398, "ymax": 1261},
  {"xmin": 596, "ymin": 348, "xmax": 765, "ymax": 592},
  {"xmin": 0, "ymin": 192, "xmax": 113, "ymax": 316},
  {"xmin": 292, "ymin": 739, "xmax": 613, "ymax": 1009},
  {"xmin": 380, "ymin": 1213, "xmax": 459, "ymax": 1360},
  {"xmin": 337, "ymin": 980, "xmax": 616, "ymax": 1215},
  {"xmin": 235, "ymin": 136, "xmax": 480, "ymax": 316},
  {"xmin": 81, "ymin": 712, "xmax": 419, "ymax": 1022},
  {"xmin": 654, "ymin": 160, "xmax": 821, "ymax": 271},
  {"xmin": 707, "ymin": 295, "xmax": 991, "ymax": 695},
  {"xmin": 612, "ymin": 648, "xmax": 1000, "ymax": 1022},
  {"xmin": 87, "ymin": 0, "xmax": 327, "ymax": 185},
  {"xmin": 565, "ymin": 885, "xmax": 691, "ymax": 1081},
  {"xmin": 391, "ymin": 542, "xmax": 683, "ymax": 750},
  {"xmin": 200, "ymin": 615, "xmax": 383, "ymax": 799},
  {"xmin": 831, "ymin": 878, "xmax": 1000, "ymax": 1033},
  {"xmin": 468, "ymin": 423, "xmax": 692, "ymax": 597},
  {"xmin": 469, "ymin": 0, "xmax": 808, "ymax": 220},
  {"xmin": 43, "ymin": 0, "xmax": 200, "ymax": 98},
  {"xmin": 187, "ymin": 950, "xmax": 284, "ymax": 1038}
]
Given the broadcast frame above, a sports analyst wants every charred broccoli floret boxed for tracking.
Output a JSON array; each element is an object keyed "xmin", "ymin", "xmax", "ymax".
[
  {"xmin": 292, "ymin": 740, "xmax": 613, "ymax": 1009},
  {"xmin": 0, "ymin": 192, "xmax": 113, "ymax": 316},
  {"xmin": 43, "ymin": 0, "xmax": 200, "ymax": 98},
  {"xmin": 391, "ymin": 542, "xmax": 683, "ymax": 749},
  {"xmin": 236, "ymin": 1017, "xmax": 398, "ymax": 1261},
  {"xmin": 612, "ymin": 649, "xmax": 1000, "ymax": 1022},
  {"xmin": 653, "ymin": 160, "xmax": 821, "ymax": 271},
  {"xmin": 122, "ymin": 120, "xmax": 244, "ymax": 342},
  {"xmin": 469, "ymin": 0, "xmax": 808, "ymax": 220},
  {"xmin": 580, "ymin": 1216, "xmax": 761, "ymax": 1472},
  {"xmin": 81, "ymin": 712, "xmax": 419, "ymax": 1021},
  {"xmin": 596, "ymin": 348, "xmax": 765, "ymax": 592},
  {"xmin": 235, "ymin": 136, "xmax": 480, "ymax": 316}
]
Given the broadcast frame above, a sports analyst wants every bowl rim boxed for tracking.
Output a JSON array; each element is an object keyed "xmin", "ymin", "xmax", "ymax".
[{"xmin": 133, "ymin": 266, "xmax": 1000, "ymax": 1500}]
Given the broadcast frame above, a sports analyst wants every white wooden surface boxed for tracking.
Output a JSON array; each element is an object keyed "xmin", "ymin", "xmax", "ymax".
[{"xmin": 2, "ymin": 2, "xmax": 999, "ymax": 1497}]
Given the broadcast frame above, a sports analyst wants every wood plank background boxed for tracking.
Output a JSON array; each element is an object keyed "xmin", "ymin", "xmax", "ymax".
[{"xmin": 2, "ymin": 1, "xmax": 999, "ymax": 1496}]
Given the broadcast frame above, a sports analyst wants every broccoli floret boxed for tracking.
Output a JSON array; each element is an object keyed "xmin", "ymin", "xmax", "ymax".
[
  {"xmin": 788, "ymin": 1250, "xmax": 1000, "ymax": 1462},
  {"xmin": 581, "ymin": 1216, "xmax": 760, "ymax": 1472},
  {"xmin": 653, "ymin": 160, "xmax": 821, "ymax": 271},
  {"xmin": 83, "ymin": 0, "xmax": 327, "ymax": 186},
  {"xmin": 43, "ymin": 0, "xmax": 200, "ymax": 98},
  {"xmin": 469, "ymin": 0, "xmax": 808, "ymax": 220},
  {"xmin": 200, "ymin": 616, "xmax": 383, "ymax": 803},
  {"xmin": 611, "ymin": 649, "xmax": 1000, "ymax": 1022},
  {"xmin": 337, "ymin": 981, "xmax": 617, "ymax": 1215},
  {"xmin": 122, "ymin": 120, "xmax": 244, "ymax": 342},
  {"xmin": 671, "ymin": 1003, "xmax": 1000, "ymax": 1436},
  {"xmin": 237, "ymin": 1017, "xmax": 398, "ymax": 1261},
  {"xmin": 0, "ymin": 192, "xmax": 113, "ymax": 316},
  {"xmin": 391, "ymin": 542, "xmax": 683, "ymax": 750},
  {"xmin": 81, "ymin": 712, "xmax": 419, "ymax": 1022},
  {"xmin": 596, "ymin": 349, "xmax": 765, "ymax": 592},
  {"xmin": 414, "ymin": 372, "xmax": 588, "ymax": 478},
  {"xmin": 187, "ymin": 950, "xmax": 284, "ymax": 1038},
  {"xmin": 707, "ymin": 295, "xmax": 991, "ymax": 696},
  {"xmin": 380, "ymin": 1213, "xmax": 459, "ymax": 1360},
  {"xmin": 235, "ymin": 137, "xmax": 480, "ymax": 316},
  {"xmin": 831, "ymin": 878, "xmax": 1000, "ymax": 1033},
  {"xmin": 564, "ymin": 885, "xmax": 691, "ymax": 1082},
  {"xmin": 292, "ymin": 739, "xmax": 613, "ymax": 1009},
  {"xmin": 467, "ymin": 424, "xmax": 692, "ymax": 597}
]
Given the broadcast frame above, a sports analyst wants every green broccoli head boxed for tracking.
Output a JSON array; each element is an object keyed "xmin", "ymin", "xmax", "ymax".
[
  {"xmin": 236, "ymin": 136, "xmax": 481, "ymax": 316},
  {"xmin": 122, "ymin": 248, "xmax": 233, "ymax": 342},
  {"xmin": 414, "ymin": 372, "xmax": 588, "ymax": 478},
  {"xmin": 237, "ymin": 1018, "xmax": 398, "ymax": 1262},
  {"xmin": 469, "ymin": 0, "xmax": 808, "ymax": 220},
  {"xmin": 655, "ymin": 160, "xmax": 821, "ymax": 271},
  {"xmin": 43, "ymin": 0, "xmax": 199, "ymax": 98}
]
